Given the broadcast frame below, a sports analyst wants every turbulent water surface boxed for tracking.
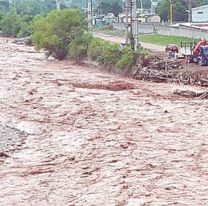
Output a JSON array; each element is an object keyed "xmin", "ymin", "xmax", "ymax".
[{"xmin": 0, "ymin": 37, "xmax": 208, "ymax": 206}]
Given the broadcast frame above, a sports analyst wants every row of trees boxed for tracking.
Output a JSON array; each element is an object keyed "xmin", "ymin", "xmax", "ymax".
[
  {"xmin": 157, "ymin": 0, "xmax": 208, "ymax": 22},
  {"xmin": 2, "ymin": 0, "xmax": 208, "ymax": 22},
  {"xmin": 0, "ymin": 0, "xmax": 56, "ymax": 15},
  {"xmin": 95, "ymin": 0, "xmax": 208, "ymax": 21},
  {"xmin": 0, "ymin": 0, "xmax": 88, "ymax": 37},
  {"xmin": 0, "ymin": 9, "xmax": 33, "ymax": 37},
  {"xmin": 0, "ymin": 0, "xmax": 168, "ymax": 18},
  {"xmin": 0, "ymin": 0, "xmax": 85, "ymax": 15}
]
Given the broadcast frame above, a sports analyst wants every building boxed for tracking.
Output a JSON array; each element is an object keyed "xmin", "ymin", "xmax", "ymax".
[
  {"xmin": 150, "ymin": 0, "xmax": 160, "ymax": 14},
  {"xmin": 192, "ymin": 4, "xmax": 208, "ymax": 22}
]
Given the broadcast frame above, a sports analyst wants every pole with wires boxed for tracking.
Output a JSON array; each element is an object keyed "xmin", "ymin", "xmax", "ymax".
[
  {"xmin": 55, "ymin": 0, "xmax": 61, "ymax": 10},
  {"xmin": 131, "ymin": 0, "xmax": 138, "ymax": 51},
  {"xmin": 124, "ymin": 0, "xmax": 130, "ymax": 44},
  {"xmin": 188, "ymin": 0, "xmax": 192, "ymax": 23},
  {"xmin": 87, "ymin": 0, "xmax": 93, "ymax": 32},
  {"xmin": 140, "ymin": 0, "xmax": 144, "ymax": 24},
  {"xmin": 169, "ymin": 0, "xmax": 173, "ymax": 25}
]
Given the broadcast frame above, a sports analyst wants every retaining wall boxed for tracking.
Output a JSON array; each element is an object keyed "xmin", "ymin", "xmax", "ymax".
[{"xmin": 112, "ymin": 22, "xmax": 208, "ymax": 39}]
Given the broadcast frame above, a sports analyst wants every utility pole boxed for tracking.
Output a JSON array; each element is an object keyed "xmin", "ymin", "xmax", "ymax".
[
  {"xmin": 131, "ymin": 0, "xmax": 138, "ymax": 51},
  {"xmin": 9, "ymin": 0, "xmax": 16, "ymax": 10},
  {"xmin": 13, "ymin": 0, "xmax": 16, "ymax": 10},
  {"xmin": 55, "ymin": 0, "xmax": 61, "ymax": 10},
  {"xmin": 88, "ymin": 0, "xmax": 93, "ymax": 32},
  {"xmin": 188, "ymin": 0, "xmax": 192, "ymax": 23},
  {"xmin": 169, "ymin": 0, "xmax": 173, "ymax": 25},
  {"xmin": 124, "ymin": 0, "xmax": 130, "ymax": 45},
  {"xmin": 140, "ymin": 0, "xmax": 144, "ymax": 24},
  {"xmin": 97, "ymin": 0, "xmax": 101, "ymax": 15},
  {"xmin": 150, "ymin": 0, "xmax": 153, "ymax": 14}
]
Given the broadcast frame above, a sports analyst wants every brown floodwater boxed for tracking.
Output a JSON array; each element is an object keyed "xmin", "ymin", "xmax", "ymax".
[{"xmin": 0, "ymin": 37, "xmax": 208, "ymax": 206}]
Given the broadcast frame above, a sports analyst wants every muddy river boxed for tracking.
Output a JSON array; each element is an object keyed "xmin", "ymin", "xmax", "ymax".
[{"xmin": 0, "ymin": 37, "xmax": 208, "ymax": 206}]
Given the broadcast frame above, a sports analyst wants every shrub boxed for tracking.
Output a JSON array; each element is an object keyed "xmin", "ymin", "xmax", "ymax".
[
  {"xmin": 116, "ymin": 47, "xmax": 134, "ymax": 70},
  {"xmin": 32, "ymin": 9, "xmax": 86, "ymax": 60},
  {"xmin": 0, "ymin": 12, "xmax": 3, "ymax": 22},
  {"xmin": 88, "ymin": 37, "xmax": 120, "ymax": 66},
  {"xmin": 18, "ymin": 22, "xmax": 33, "ymax": 38},
  {"xmin": 0, "ymin": 11, "xmax": 34, "ymax": 37},
  {"xmin": 99, "ymin": 43, "xmax": 120, "ymax": 66},
  {"xmin": 0, "ymin": 9, "xmax": 22, "ymax": 37},
  {"xmin": 87, "ymin": 37, "xmax": 106, "ymax": 61},
  {"xmin": 88, "ymin": 37, "xmax": 135, "ymax": 70},
  {"xmin": 18, "ymin": 15, "xmax": 34, "ymax": 38},
  {"xmin": 68, "ymin": 33, "xmax": 93, "ymax": 62},
  {"xmin": 138, "ymin": 46, "xmax": 151, "ymax": 57}
]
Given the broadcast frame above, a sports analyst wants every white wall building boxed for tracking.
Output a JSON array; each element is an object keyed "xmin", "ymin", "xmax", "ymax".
[{"xmin": 192, "ymin": 4, "xmax": 208, "ymax": 22}]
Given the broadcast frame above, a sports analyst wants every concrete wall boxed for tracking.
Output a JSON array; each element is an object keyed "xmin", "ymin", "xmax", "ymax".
[
  {"xmin": 112, "ymin": 23, "xmax": 125, "ymax": 31},
  {"xmin": 112, "ymin": 22, "xmax": 208, "ymax": 39},
  {"xmin": 112, "ymin": 23, "xmax": 156, "ymax": 34},
  {"xmin": 156, "ymin": 25, "xmax": 208, "ymax": 39},
  {"xmin": 138, "ymin": 23, "xmax": 155, "ymax": 34}
]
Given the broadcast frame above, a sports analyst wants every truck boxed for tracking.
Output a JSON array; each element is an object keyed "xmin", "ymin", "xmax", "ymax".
[{"xmin": 180, "ymin": 40, "xmax": 208, "ymax": 66}]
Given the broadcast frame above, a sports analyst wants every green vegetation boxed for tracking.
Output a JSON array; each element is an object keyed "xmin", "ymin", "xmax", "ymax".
[
  {"xmin": 0, "ymin": 9, "xmax": 22, "ymax": 37},
  {"xmin": 32, "ymin": 9, "xmax": 86, "ymax": 60},
  {"xmin": 65, "ymin": 32, "xmax": 140, "ymax": 72},
  {"xmin": 139, "ymin": 35, "xmax": 198, "ymax": 46},
  {"xmin": 95, "ymin": 0, "xmax": 122, "ymax": 17},
  {"xmin": 157, "ymin": 0, "xmax": 208, "ymax": 22},
  {"xmin": 68, "ymin": 33, "xmax": 93, "ymax": 62},
  {"xmin": 0, "ymin": 9, "xmax": 34, "ymax": 37},
  {"xmin": 116, "ymin": 47, "xmax": 134, "ymax": 70},
  {"xmin": 87, "ymin": 37, "xmax": 149, "ymax": 71},
  {"xmin": 96, "ymin": 29, "xmax": 199, "ymax": 46},
  {"xmin": 18, "ymin": 15, "xmax": 34, "ymax": 37},
  {"xmin": 88, "ymin": 38, "xmax": 121, "ymax": 66}
]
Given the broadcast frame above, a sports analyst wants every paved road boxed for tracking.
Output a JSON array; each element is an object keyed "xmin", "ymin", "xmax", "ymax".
[{"xmin": 93, "ymin": 32, "xmax": 165, "ymax": 52}]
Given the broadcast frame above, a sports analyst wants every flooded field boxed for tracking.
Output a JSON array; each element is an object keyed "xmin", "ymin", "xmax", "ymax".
[{"xmin": 0, "ymin": 37, "xmax": 208, "ymax": 206}]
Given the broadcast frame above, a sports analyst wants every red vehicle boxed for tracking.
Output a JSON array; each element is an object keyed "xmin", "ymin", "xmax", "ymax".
[
  {"xmin": 181, "ymin": 40, "xmax": 208, "ymax": 66},
  {"xmin": 165, "ymin": 44, "xmax": 179, "ymax": 53}
]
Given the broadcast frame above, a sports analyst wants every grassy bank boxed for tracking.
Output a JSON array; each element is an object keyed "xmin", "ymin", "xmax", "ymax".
[
  {"xmin": 139, "ymin": 35, "xmax": 198, "ymax": 46},
  {"xmin": 98, "ymin": 28, "xmax": 198, "ymax": 46},
  {"xmin": 68, "ymin": 34, "xmax": 152, "ymax": 76}
]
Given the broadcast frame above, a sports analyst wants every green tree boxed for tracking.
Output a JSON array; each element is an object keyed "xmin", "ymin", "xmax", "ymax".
[
  {"xmin": 32, "ymin": 9, "xmax": 86, "ymax": 60},
  {"xmin": 173, "ymin": 1, "xmax": 187, "ymax": 22},
  {"xmin": 96, "ymin": 0, "xmax": 122, "ymax": 17},
  {"xmin": 156, "ymin": 0, "xmax": 169, "ymax": 21},
  {"xmin": 0, "ymin": 9, "xmax": 21, "ymax": 36},
  {"xmin": 14, "ymin": 0, "xmax": 56, "ymax": 15},
  {"xmin": 138, "ymin": 0, "xmax": 151, "ymax": 9},
  {"xmin": 157, "ymin": 0, "xmax": 208, "ymax": 22},
  {"xmin": 70, "ymin": 0, "xmax": 86, "ymax": 9},
  {"xmin": 0, "ymin": 0, "xmax": 9, "ymax": 13},
  {"xmin": 18, "ymin": 15, "xmax": 34, "ymax": 37},
  {"xmin": 68, "ymin": 33, "xmax": 93, "ymax": 62},
  {"xmin": 0, "ymin": 11, "xmax": 3, "ymax": 21},
  {"xmin": 192, "ymin": 0, "xmax": 208, "ymax": 6}
]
